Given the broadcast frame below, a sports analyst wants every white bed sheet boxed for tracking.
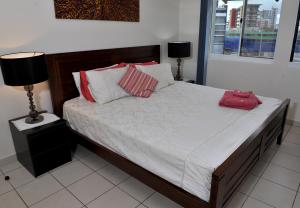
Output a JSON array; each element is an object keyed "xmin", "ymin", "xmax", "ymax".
[{"xmin": 63, "ymin": 82, "xmax": 282, "ymax": 202}]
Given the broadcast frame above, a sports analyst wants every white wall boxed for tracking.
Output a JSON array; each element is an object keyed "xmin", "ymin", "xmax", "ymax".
[
  {"xmin": 207, "ymin": 0, "xmax": 300, "ymax": 123},
  {"xmin": 0, "ymin": 0, "xmax": 180, "ymax": 160},
  {"xmin": 178, "ymin": 0, "xmax": 201, "ymax": 80},
  {"xmin": 178, "ymin": 0, "xmax": 300, "ymax": 122}
]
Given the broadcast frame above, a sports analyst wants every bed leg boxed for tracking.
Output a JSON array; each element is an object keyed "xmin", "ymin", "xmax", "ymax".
[
  {"xmin": 277, "ymin": 133, "xmax": 283, "ymax": 145},
  {"xmin": 277, "ymin": 102, "xmax": 290, "ymax": 145}
]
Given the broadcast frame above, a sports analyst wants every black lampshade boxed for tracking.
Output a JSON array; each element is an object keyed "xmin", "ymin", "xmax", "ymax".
[
  {"xmin": 0, "ymin": 52, "xmax": 48, "ymax": 86},
  {"xmin": 168, "ymin": 42, "xmax": 191, "ymax": 58}
]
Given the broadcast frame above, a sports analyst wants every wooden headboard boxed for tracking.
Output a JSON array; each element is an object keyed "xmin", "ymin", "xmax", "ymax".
[{"xmin": 47, "ymin": 45, "xmax": 160, "ymax": 117}]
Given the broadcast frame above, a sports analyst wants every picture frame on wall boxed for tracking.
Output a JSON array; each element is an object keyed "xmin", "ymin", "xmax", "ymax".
[{"xmin": 54, "ymin": 0, "xmax": 140, "ymax": 22}]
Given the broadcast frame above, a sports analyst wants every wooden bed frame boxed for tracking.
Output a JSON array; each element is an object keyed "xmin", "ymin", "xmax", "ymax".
[{"xmin": 46, "ymin": 45, "xmax": 290, "ymax": 208}]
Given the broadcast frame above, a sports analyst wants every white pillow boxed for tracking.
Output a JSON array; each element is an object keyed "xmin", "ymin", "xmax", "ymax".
[
  {"xmin": 136, "ymin": 63, "xmax": 175, "ymax": 91},
  {"xmin": 72, "ymin": 64, "xmax": 118, "ymax": 98},
  {"xmin": 87, "ymin": 66, "xmax": 129, "ymax": 104}
]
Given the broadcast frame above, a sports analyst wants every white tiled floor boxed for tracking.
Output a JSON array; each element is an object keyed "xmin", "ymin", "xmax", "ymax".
[{"xmin": 0, "ymin": 125, "xmax": 299, "ymax": 208}]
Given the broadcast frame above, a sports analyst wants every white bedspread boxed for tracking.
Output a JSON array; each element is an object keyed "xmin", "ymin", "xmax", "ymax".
[{"xmin": 63, "ymin": 82, "xmax": 282, "ymax": 202}]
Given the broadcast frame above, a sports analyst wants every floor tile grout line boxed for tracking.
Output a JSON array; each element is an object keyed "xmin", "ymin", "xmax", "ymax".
[
  {"xmin": 48, "ymin": 160, "xmax": 74, "ymax": 173},
  {"xmin": 242, "ymin": 161, "xmax": 268, "ymax": 197},
  {"xmin": 9, "ymin": 186, "xmax": 30, "ymax": 208},
  {"xmin": 5, "ymin": 173, "xmax": 31, "ymax": 208},
  {"xmin": 25, "ymin": 186, "xmax": 65, "ymax": 207},
  {"xmin": 120, "ymin": 188, "xmax": 153, "ymax": 205},
  {"xmin": 0, "ymin": 189, "xmax": 14, "ymax": 198},
  {"xmin": 247, "ymin": 196, "xmax": 277, "ymax": 208},
  {"xmin": 48, "ymin": 158, "xmax": 101, "ymax": 189},
  {"xmin": 142, "ymin": 203, "xmax": 150, "ymax": 208},
  {"xmin": 247, "ymin": 153, "xmax": 297, "ymax": 208},
  {"xmin": 19, "ymin": 172, "xmax": 71, "ymax": 207},
  {"xmin": 52, "ymin": 152, "xmax": 141, "ymax": 206},
  {"xmin": 84, "ymin": 185, "xmax": 118, "ymax": 207},
  {"xmin": 260, "ymin": 177, "xmax": 299, "ymax": 192},
  {"xmin": 114, "ymin": 176, "xmax": 157, "ymax": 204},
  {"xmin": 6, "ymin": 156, "xmax": 105, "ymax": 192},
  {"xmin": 58, "ymin": 161, "xmax": 117, "ymax": 189},
  {"xmin": 269, "ymin": 161, "xmax": 300, "ymax": 174},
  {"xmin": 74, "ymin": 150, "xmax": 149, "ymax": 205},
  {"xmin": 239, "ymin": 194, "xmax": 249, "ymax": 208},
  {"xmin": 291, "ymin": 190, "xmax": 298, "ymax": 208},
  {"xmin": 7, "ymin": 172, "xmax": 50, "ymax": 191},
  {"xmin": 277, "ymin": 149, "xmax": 300, "ymax": 159},
  {"xmin": 76, "ymin": 156, "xmax": 110, "ymax": 172},
  {"xmin": 50, "ymin": 170, "xmax": 95, "ymax": 191},
  {"xmin": 0, "ymin": 167, "xmax": 30, "ymax": 208},
  {"xmin": 62, "ymin": 170, "xmax": 120, "ymax": 206},
  {"xmin": 49, "ymin": 171, "xmax": 86, "ymax": 207},
  {"xmin": 134, "ymin": 203, "xmax": 143, "ymax": 208},
  {"xmin": 244, "ymin": 160, "xmax": 299, "ymax": 199},
  {"xmin": 0, "ymin": 169, "xmax": 15, "ymax": 198},
  {"xmin": 67, "ymin": 154, "xmax": 123, "ymax": 206},
  {"xmin": 15, "ymin": 162, "xmax": 96, "ymax": 207},
  {"xmin": 95, "ymin": 168, "xmax": 131, "ymax": 186},
  {"xmin": 284, "ymin": 141, "xmax": 300, "ymax": 146},
  {"xmin": 1, "ymin": 166, "xmax": 23, "ymax": 175},
  {"xmin": 269, "ymin": 149, "xmax": 300, "ymax": 173},
  {"xmin": 141, "ymin": 191, "xmax": 156, "ymax": 204}
]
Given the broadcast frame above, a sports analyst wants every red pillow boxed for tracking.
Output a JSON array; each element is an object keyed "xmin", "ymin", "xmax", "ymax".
[
  {"xmin": 80, "ymin": 71, "xmax": 96, "ymax": 102},
  {"xmin": 80, "ymin": 63, "xmax": 126, "ymax": 102},
  {"xmin": 118, "ymin": 65, "xmax": 158, "ymax": 98}
]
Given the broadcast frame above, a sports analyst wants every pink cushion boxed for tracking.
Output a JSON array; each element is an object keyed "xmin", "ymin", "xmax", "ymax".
[{"xmin": 118, "ymin": 65, "xmax": 158, "ymax": 98}]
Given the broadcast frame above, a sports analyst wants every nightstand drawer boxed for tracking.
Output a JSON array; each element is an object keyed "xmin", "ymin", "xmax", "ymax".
[
  {"xmin": 31, "ymin": 145, "xmax": 72, "ymax": 177},
  {"xmin": 28, "ymin": 125, "xmax": 70, "ymax": 156}
]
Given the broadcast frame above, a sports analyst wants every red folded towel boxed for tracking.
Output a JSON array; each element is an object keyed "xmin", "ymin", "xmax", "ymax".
[
  {"xmin": 233, "ymin": 90, "xmax": 252, "ymax": 98},
  {"xmin": 219, "ymin": 90, "xmax": 262, "ymax": 110}
]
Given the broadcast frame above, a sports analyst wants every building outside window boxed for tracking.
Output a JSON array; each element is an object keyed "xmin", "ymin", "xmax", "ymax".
[
  {"xmin": 211, "ymin": 0, "xmax": 282, "ymax": 59},
  {"xmin": 291, "ymin": 2, "xmax": 300, "ymax": 62}
]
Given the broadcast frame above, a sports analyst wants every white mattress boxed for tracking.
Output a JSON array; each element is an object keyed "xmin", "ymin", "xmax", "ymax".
[{"xmin": 63, "ymin": 82, "xmax": 282, "ymax": 202}]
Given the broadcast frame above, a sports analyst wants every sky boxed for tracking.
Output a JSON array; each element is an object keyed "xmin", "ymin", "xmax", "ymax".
[
  {"xmin": 218, "ymin": 0, "xmax": 282, "ymax": 25},
  {"xmin": 219, "ymin": 0, "xmax": 282, "ymax": 11}
]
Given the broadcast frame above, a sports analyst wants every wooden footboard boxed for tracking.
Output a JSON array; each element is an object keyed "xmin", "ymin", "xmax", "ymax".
[{"xmin": 210, "ymin": 99, "xmax": 290, "ymax": 208}]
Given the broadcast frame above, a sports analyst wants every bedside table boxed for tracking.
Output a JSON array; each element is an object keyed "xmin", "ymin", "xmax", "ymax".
[{"xmin": 9, "ymin": 114, "xmax": 72, "ymax": 177}]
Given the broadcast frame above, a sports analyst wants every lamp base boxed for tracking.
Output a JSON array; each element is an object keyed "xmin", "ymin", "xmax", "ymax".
[
  {"xmin": 175, "ymin": 58, "xmax": 183, "ymax": 81},
  {"xmin": 25, "ymin": 115, "xmax": 44, "ymax": 124},
  {"xmin": 175, "ymin": 75, "xmax": 183, "ymax": 81},
  {"xmin": 24, "ymin": 85, "xmax": 44, "ymax": 124}
]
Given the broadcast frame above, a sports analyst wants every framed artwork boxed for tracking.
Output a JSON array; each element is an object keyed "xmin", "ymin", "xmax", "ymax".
[{"xmin": 54, "ymin": 0, "xmax": 140, "ymax": 22}]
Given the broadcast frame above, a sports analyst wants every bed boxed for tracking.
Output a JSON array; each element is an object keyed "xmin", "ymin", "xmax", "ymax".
[{"xmin": 46, "ymin": 45, "xmax": 290, "ymax": 208}]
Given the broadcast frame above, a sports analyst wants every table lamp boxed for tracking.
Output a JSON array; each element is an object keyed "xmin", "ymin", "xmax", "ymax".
[
  {"xmin": 0, "ymin": 52, "xmax": 48, "ymax": 124},
  {"xmin": 168, "ymin": 42, "xmax": 191, "ymax": 81}
]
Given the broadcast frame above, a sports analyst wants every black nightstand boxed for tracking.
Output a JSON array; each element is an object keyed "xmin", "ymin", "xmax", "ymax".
[{"xmin": 9, "ymin": 115, "xmax": 72, "ymax": 177}]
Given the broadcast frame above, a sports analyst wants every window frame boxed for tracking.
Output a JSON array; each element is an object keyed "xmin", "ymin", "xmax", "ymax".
[
  {"xmin": 290, "ymin": 0, "xmax": 300, "ymax": 62},
  {"xmin": 211, "ymin": 0, "xmax": 281, "ymax": 59}
]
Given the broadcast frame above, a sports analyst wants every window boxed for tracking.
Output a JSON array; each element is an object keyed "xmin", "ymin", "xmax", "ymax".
[
  {"xmin": 211, "ymin": 0, "xmax": 282, "ymax": 59},
  {"xmin": 291, "ymin": 1, "xmax": 300, "ymax": 62}
]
